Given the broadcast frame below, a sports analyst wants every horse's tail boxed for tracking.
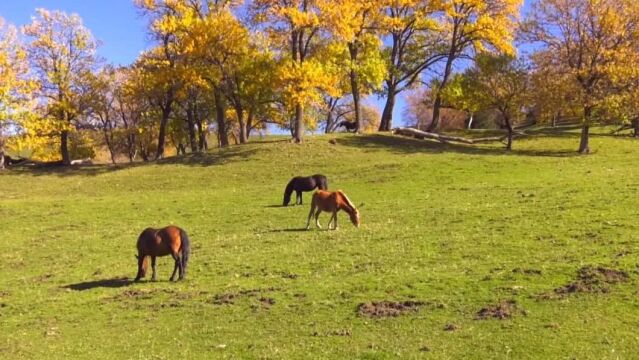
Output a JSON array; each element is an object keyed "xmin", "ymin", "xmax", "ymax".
[
  {"xmin": 179, "ymin": 228, "xmax": 191, "ymax": 276},
  {"xmin": 283, "ymin": 178, "xmax": 295, "ymax": 206}
]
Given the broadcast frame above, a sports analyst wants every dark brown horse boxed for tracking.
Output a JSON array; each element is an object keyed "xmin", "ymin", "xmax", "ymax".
[
  {"xmin": 283, "ymin": 174, "xmax": 328, "ymax": 206},
  {"xmin": 134, "ymin": 225, "xmax": 191, "ymax": 282},
  {"xmin": 337, "ymin": 120, "xmax": 358, "ymax": 133}
]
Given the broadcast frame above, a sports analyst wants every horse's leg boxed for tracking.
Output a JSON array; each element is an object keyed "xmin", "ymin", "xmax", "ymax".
[
  {"xmin": 306, "ymin": 202, "xmax": 316, "ymax": 230},
  {"xmin": 151, "ymin": 256, "xmax": 157, "ymax": 281},
  {"xmin": 331, "ymin": 211, "xmax": 338, "ymax": 230},
  {"xmin": 170, "ymin": 253, "xmax": 179, "ymax": 281},
  {"xmin": 296, "ymin": 191, "xmax": 302, "ymax": 205},
  {"xmin": 315, "ymin": 208, "xmax": 323, "ymax": 229},
  {"xmin": 134, "ymin": 255, "xmax": 144, "ymax": 282},
  {"xmin": 178, "ymin": 252, "xmax": 185, "ymax": 281}
]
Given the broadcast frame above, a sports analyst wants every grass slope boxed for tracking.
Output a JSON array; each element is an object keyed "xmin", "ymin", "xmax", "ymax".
[{"xmin": 1, "ymin": 127, "xmax": 638, "ymax": 359}]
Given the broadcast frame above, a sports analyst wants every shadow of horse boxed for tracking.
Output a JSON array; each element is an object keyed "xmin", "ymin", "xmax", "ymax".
[
  {"xmin": 264, "ymin": 228, "xmax": 309, "ymax": 233},
  {"xmin": 64, "ymin": 277, "xmax": 132, "ymax": 291}
]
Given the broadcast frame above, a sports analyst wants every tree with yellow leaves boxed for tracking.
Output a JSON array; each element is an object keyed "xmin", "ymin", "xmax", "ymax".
[
  {"xmin": 319, "ymin": 0, "xmax": 387, "ymax": 133},
  {"xmin": 455, "ymin": 54, "xmax": 530, "ymax": 150},
  {"xmin": 0, "ymin": 17, "xmax": 33, "ymax": 169},
  {"xmin": 522, "ymin": 0, "xmax": 639, "ymax": 153},
  {"xmin": 427, "ymin": 0, "xmax": 522, "ymax": 131},
  {"xmin": 252, "ymin": 0, "xmax": 338, "ymax": 142},
  {"xmin": 22, "ymin": 9, "xmax": 101, "ymax": 165},
  {"xmin": 379, "ymin": 0, "xmax": 447, "ymax": 131},
  {"xmin": 135, "ymin": 0, "xmax": 193, "ymax": 158}
]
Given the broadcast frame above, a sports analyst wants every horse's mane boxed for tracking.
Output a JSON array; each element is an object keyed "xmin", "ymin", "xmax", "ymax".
[{"xmin": 338, "ymin": 190, "xmax": 357, "ymax": 213}]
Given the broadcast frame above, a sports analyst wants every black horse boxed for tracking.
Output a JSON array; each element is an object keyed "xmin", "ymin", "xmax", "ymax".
[
  {"xmin": 283, "ymin": 174, "xmax": 328, "ymax": 206},
  {"xmin": 338, "ymin": 120, "xmax": 358, "ymax": 133}
]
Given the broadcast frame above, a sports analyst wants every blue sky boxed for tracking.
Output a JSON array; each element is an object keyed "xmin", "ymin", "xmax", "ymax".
[
  {"xmin": 0, "ymin": 0, "xmax": 148, "ymax": 66},
  {"xmin": 0, "ymin": 0, "xmax": 532, "ymax": 128}
]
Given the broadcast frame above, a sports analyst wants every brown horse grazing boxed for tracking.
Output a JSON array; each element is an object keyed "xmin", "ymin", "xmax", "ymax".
[
  {"xmin": 306, "ymin": 190, "xmax": 360, "ymax": 230},
  {"xmin": 134, "ymin": 225, "xmax": 191, "ymax": 282}
]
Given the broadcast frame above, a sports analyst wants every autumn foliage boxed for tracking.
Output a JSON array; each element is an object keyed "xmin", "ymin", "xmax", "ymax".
[{"xmin": 1, "ymin": 0, "xmax": 638, "ymax": 165}]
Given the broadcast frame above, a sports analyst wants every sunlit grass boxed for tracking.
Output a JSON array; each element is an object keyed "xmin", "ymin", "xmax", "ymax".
[{"xmin": 0, "ymin": 128, "xmax": 638, "ymax": 359}]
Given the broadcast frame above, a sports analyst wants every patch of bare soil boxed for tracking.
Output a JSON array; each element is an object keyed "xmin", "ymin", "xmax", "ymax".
[
  {"xmin": 539, "ymin": 266, "xmax": 629, "ymax": 300},
  {"xmin": 512, "ymin": 268, "xmax": 542, "ymax": 276},
  {"xmin": 119, "ymin": 289, "xmax": 157, "ymax": 299},
  {"xmin": 212, "ymin": 287, "xmax": 278, "ymax": 305},
  {"xmin": 356, "ymin": 301, "xmax": 424, "ymax": 318},
  {"xmin": 280, "ymin": 272, "xmax": 299, "ymax": 279},
  {"xmin": 212, "ymin": 293, "xmax": 237, "ymax": 305},
  {"xmin": 443, "ymin": 323, "xmax": 459, "ymax": 331},
  {"xmin": 259, "ymin": 297, "xmax": 275, "ymax": 307},
  {"xmin": 475, "ymin": 300, "xmax": 519, "ymax": 320}
]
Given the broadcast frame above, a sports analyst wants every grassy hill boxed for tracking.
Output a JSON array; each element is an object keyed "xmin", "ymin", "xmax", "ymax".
[{"xmin": 1, "ymin": 128, "xmax": 638, "ymax": 359}]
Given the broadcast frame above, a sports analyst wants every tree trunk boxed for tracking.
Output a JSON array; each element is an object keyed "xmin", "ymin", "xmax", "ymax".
[
  {"xmin": 186, "ymin": 106, "xmax": 198, "ymax": 153},
  {"xmin": 120, "ymin": 112, "xmax": 136, "ymax": 162},
  {"xmin": 236, "ymin": 107, "xmax": 248, "ymax": 144},
  {"xmin": 195, "ymin": 117, "xmax": 207, "ymax": 151},
  {"xmin": 504, "ymin": 114, "xmax": 513, "ymax": 151},
  {"xmin": 246, "ymin": 110, "xmax": 255, "ymax": 140},
  {"xmin": 0, "ymin": 149, "xmax": 5, "ymax": 170},
  {"xmin": 578, "ymin": 106, "xmax": 592, "ymax": 154},
  {"xmin": 428, "ymin": 51, "xmax": 456, "ymax": 132},
  {"xmin": 293, "ymin": 103, "xmax": 304, "ymax": 143},
  {"xmin": 61, "ymin": 130, "xmax": 71, "ymax": 165},
  {"xmin": 325, "ymin": 111, "xmax": 334, "ymax": 134},
  {"xmin": 106, "ymin": 138, "xmax": 117, "ymax": 164},
  {"xmin": 379, "ymin": 83, "xmax": 396, "ymax": 132},
  {"xmin": 578, "ymin": 124, "xmax": 590, "ymax": 154},
  {"xmin": 349, "ymin": 43, "xmax": 361, "ymax": 133},
  {"xmin": 428, "ymin": 97, "xmax": 443, "ymax": 132},
  {"xmin": 632, "ymin": 118, "xmax": 639, "ymax": 138},
  {"xmin": 139, "ymin": 141, "xmax": 149, "ymax": 162},
  {"xmin": 467, "ymin": 113, "xmax": 474, "ymax": 129},
  {"xmin": 127, "ymin": 133, "xmax": 136, "ymax": 163},
  {"xmin": 156, "ymin": 104, "xmax": 172, "ymax": 160},
  {"xmin": 214, "ymin": 86, "xmax": 229, "ymax": 147},
  {"xmin": 101, "ymin": 120, "xmax": 117, "ymax": 165}
]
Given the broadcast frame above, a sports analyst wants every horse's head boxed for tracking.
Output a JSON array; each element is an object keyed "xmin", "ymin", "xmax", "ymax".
[
  {"xmin": 134, "ymin": 254, "xmax": 148, "ymax": 281},
  {"xmin": 349, "ymin": 209, "xmax": 360, "ymax": 228}
]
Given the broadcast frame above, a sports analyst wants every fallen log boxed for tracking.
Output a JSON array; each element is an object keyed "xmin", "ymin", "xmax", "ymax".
[
  {"xmin": 610, "ymin": 125, "xmax": 632, "ymax": 134},
  {"xmin": 392, "ymin": 127, "xmax": 522, "ymax": 145}
]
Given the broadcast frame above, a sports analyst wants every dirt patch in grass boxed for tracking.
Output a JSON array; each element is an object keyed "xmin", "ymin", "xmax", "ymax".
[
  {"xmin": 311, "ymin": 329, "xmax": 351, "ymax": 337},
  {"xmin": 512, "ymin": 268, "xmax": 542, "ymax": 276},
  {"xmin": 112, "ymin": 288, "xmax": 161, "ymax": 300},
  {"xmin": 280, "ymin": 272, "xmax": 299, "ymax": 279},
  {"xmin": 475, "ymin": 300, "xmax": 520, "ymax": 320},
  {"xmin": 356, "ymin": 301, "xmax": 424, "ymax": 318},
  {"xmin": 212, "ymin": 293, "xmax": 237, "ymax": 305},
  {"xmin": 444, "ymin": 323, "xmax": 459, "ymax": 331},
  {"xmin": 540, "ymin": 266, "xmax": 629, "ymax": 299},
  {"xmin": 212, "ymin": 287, "xmax": 278, "ymax": 305},
  {"xmin": 259, "ymin": 297, "xmax": 275, "ymax": 307}
]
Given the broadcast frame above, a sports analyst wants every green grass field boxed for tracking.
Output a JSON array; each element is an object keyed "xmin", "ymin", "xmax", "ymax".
[{"xmin": 1, "ymin": 127, "xmax": 638, "ymax": 359}]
